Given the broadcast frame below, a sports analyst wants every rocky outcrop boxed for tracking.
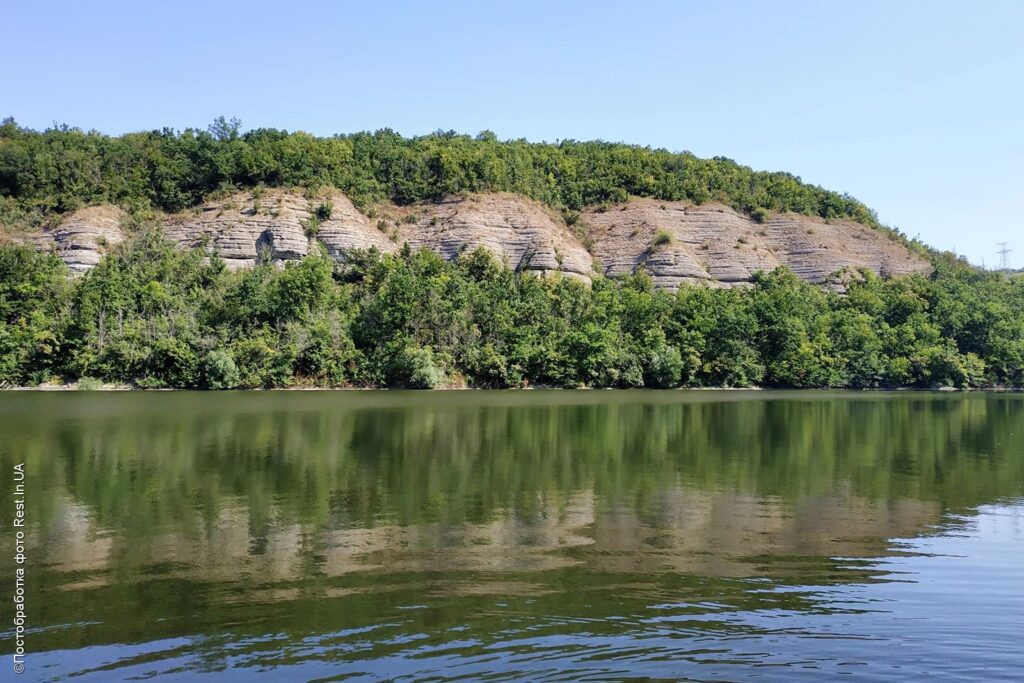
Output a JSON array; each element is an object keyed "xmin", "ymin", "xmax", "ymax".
[
  {"xmin": 584, "ymin": 199, "xmax": 931, "ymax": 289},
  {"xmin": 163, "ymin": 192, "xmax": 594, "ymax": 278},
  {"xmin": 316, "ymin": 193, "xmax": 399, "ymax": 261},
  {"xmin": 394, "ymin": 194, "xmax": 594, "ymax": 280},
  {"xmin": 162, "ymin": 190, "xmax": 397, "ymax": 270},
  {"xmin": 162, "ymin": 191, "xmax": 307, "ymax": 269},
  {"xmin": 35, "ymin": 205, "xmax": 127, "ymax": 274},
  {"xmin": 585, "ymin": 199, "xmax": 930, "ymax": 289},
  {"xmin": 21, "ymin": 191, "xmax": 931, "ymax": 288}
]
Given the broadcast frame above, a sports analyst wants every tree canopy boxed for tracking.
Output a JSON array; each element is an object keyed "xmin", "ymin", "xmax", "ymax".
[
  {"xmin": 1, "ymin": 118, "xmax": 882, "ymax": 230},
  {"xmin": 1, "ymin": 234, "xmax": 1020, "ymax": 390}
]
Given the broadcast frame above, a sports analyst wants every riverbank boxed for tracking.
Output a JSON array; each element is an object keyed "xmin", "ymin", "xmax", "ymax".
[{"xmin": 4, "ymin": 382, "xmax": 1021, "ymax": 392}]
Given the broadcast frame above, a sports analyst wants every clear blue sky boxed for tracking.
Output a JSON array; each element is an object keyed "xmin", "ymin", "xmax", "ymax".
[{"xmin": 3, "ymin": 1, "xmax": 1022, "ymax": 266}]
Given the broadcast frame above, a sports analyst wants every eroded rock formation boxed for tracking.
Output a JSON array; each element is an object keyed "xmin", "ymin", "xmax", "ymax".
[
  {"xmin": 394, "ymin": 194, "xmax": 593, "ymax": 280},
  {"xmin": 35, "ymin": 205, "xmax": 127, "ymax": 274},
  {"xmin": 28, "ymin": 190, "xmax": 932, "ymax": 287},
  {"xmin": 161, "ymin": 190, "xmax": 396, "ymax": 270},
  {"xmin": 584, "ymin": 199, "xmax": 930, "ymax": 289}
]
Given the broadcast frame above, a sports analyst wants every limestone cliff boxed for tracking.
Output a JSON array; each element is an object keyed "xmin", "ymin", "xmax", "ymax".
[
  {"xmin": 584, "ymin": 198, "xmax": 930, "ymax": 289},
  {"xmin": 394, "ymin": 194, "xmax": 593, "ymax": 280},
  {"xmin": 34, "ymin": 205, "xmax": 127, "ymax": 274},
  {"xmin": 161, "ymin": 189, "xmax": 396, "ymax": 270},
  {"xmin": 29, "ymin": 190, "xmax": 932, "ymax": 286}
]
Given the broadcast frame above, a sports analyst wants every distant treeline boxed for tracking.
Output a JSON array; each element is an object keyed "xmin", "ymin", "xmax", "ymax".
[
  {"xmin": 1, "ymin": 117, "xmax": 881, "ymax": 229},
  {"xmin": 1, "ymin": 235, "xmax": 1021, "ymax": 390}
]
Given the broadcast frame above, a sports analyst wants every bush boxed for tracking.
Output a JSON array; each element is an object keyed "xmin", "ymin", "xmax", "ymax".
[
  {"xmin": 201, "ymin": 349, "xmax": 240, "ymax": 390},
  {"xmin": 653, "ymin": 230, "xmax": 673, "ymax": 247},
  {"xmin": 0, "ymin": 229, "xmax": 1021, "ymax": 392},
  {"xmin": 644, "ymin": 346, "xmax": 684, "ymax": 388},
  {"xmin": 0, "ymin": 118, "xmax": 886, "ymax": 231},
  {"xmin": 304, "ymin": 217, "xmax": 320, "ymax": 237},
  {"xmin": 400, "ymin": 345, "xmax": 444, "ymax": 389},
  {"xmin": 77, "ymin": 377, "xmax": 103, "ymax": 391},
  {"xmin": 315, "ymin": 201, "xmax": 333, "ymax": 221}
]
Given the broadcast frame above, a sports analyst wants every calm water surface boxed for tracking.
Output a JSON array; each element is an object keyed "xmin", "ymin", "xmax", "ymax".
[{"xmin": 1, "ymin": 391, "xmax": 1022, "ymax": 681}]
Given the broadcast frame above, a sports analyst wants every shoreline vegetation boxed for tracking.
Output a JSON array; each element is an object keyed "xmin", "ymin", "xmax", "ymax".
[
  {"xmin": 1, "ymin": 120, "xmax": 1022, "ymax": 391},
  {"xmin": 6, "ymin": 384, "xmax": 1022, "ymax": 392},
  {"xmin": 1, "ymin": 234, "xmax": 1022, "ymax": 391}
]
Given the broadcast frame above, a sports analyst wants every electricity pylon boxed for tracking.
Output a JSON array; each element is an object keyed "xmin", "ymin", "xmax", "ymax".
[{"xmin": 997, "ymin": 242, "xmax": 1012, "ymax": 270}]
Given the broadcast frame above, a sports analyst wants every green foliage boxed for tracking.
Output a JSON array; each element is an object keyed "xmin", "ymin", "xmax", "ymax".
[
  {"xmin": 303, "ymin": 216, "xmax": 320, "ymax": 237},
  {"xmin": 201, "ymin": 349, "xmax": 240, "ymax": 390},
  {"xmin": 0, "ymin": 232, "xmax": 1020, "ymax": 390},
  {"xmin": 652, "ymin": 230, "xmax": 673, "ymax": 247},
  {"xmin": 314, "ymin": 200, "xmax": 332, "ymax": 221},
  {"xmin": 751, "ymin": 269, "xmax": 835, "ymax": 387},
  {"xmin": 644, "ymin": 344, "xmax": 686, "ymax": 388},
  {"xmin": 398, "ymin": 345, "xmax": 445, "ymax": 389},
  {"xmin": 0, "ymin": 118, "xmax": 886, "ymax": 232},
  {"xmin": 0, "ymin": 245, "xmax": 71, "ymax": 384},
  {"xmin": 76, "ymin": 376, "xmax": 102, "ymax": 391}
]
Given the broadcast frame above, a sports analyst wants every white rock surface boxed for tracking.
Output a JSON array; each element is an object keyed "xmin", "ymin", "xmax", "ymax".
[
  {"xmin": 35, "ymin": 205, "xmax": 127, "ymax": 275},
  {"xmin": 25, "ymin": 192, "xmax": 931, "ymax": 289},
  {"xmin": 396, "ymin": 194, "xmax": 594, "ymax": 281},
  {"xmin": 584, "ymin": 199, "xmax": 931, "ymax": 290}
]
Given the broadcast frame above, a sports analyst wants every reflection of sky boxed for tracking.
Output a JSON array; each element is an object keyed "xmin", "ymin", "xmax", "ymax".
[
  {"xmin": 10, "ymin": 500, "xmax": 1024, "ymax": 681},
  {"xmin": 716, "ymin": 501, "xmax": 1024, "ymax": 680},
  {"xmin": 15, "ymin": 500, "xmax": 1023, "ymax": 681},
  {"xmin": 3, "ymin": 392, "xmax": 1023, "ymax": 681}
]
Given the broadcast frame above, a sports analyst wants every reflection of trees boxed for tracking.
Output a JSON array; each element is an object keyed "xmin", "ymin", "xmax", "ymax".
[
  {"xmin": 2, "ymin": 392, "xmax": 1022, "ymax": 664},
  {"xmin": 5, "ymin": 393, "xmax": 1020, "ymax": 536}
]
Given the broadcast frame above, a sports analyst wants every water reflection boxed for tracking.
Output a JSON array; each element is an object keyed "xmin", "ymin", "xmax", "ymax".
[{"xmin": 1, "ymin": 391, "xmax": 1022, "ymax": 681}]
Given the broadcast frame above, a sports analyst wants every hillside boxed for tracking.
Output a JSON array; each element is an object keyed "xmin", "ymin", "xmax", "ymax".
[
  {"xmin": 1, "ymin": 118, "xmax": 937, "ymax": 287},
  {"xmin": 2, "ymin": 118, "xmax": 888, "ymax": 226},
  {"xmin": 0, "ymin": 120, "xmax": 1020, "ymax": 391}
]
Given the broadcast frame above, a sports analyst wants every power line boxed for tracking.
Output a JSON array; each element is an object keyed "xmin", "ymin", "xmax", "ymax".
[{"xmin": 997, "ymin": 242, "xmax": 1012, "ymax": 270}]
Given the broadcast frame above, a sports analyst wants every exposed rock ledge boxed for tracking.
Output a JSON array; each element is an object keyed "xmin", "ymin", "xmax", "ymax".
[
  {"xmin": 394, "ymin": 194, "xmax": 593, "ymax": 280},
  {"xmin": 584, "ymin": 198, "xmax": 930, "ymax": 289},
  {"xmin": 34, "ymin": 205, "xmax": 127, "ymax": 274},
  {"xmin": 162, "ymin": 189, "xmax": 397, "ymax": 270},
  {"xmin": 30, "ymin": 190, "xmax": 932, "ymax": 287}
]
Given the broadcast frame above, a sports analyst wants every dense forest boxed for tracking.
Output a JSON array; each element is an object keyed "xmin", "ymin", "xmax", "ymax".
[
  {"xmin": 0, "ymin": 117, "xmax": 882, "ymax": 231},
  {"xmin": 1, "ymin": 234, "xmax": 1021, "ymax": 390},
  {"xmin": 0, "ymin": 119, "xmax": 1020, "ymax": 390}
]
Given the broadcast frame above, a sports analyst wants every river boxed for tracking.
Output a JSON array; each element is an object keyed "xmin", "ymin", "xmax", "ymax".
[{"xmin": 1, "ymin": 391, "xmax": 1021, "ymax": 680}]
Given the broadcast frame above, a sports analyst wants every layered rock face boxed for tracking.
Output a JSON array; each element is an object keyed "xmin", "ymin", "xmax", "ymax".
[
  {"xmin": 162, "ymin": 190, "xmax": 397, "ymax": 270},
  {"xmin": 395, "ymin": 194, "xmax": 593, "ymax": 280},
  {"xmin": 30, "ymin": 190, "xmax": 931, "ymax": 287},
  {"xmin": 584, "ymin": 199, "xmax": 931, "ymax": 289},
  {"xmin": 35, "ymin": 205, "xmax": 127, "ymax": 274}
]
